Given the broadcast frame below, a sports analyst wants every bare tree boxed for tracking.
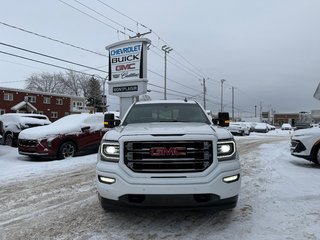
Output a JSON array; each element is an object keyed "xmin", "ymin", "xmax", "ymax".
[
  {"xmin": 25, "ymin": 70, "xmax": 93, "ymax": 97},
  {"xmin": 61, "ymin": 70, "xmax": 90, "ymax": 96},
  {"xmin": 25, "ymin": 72, "xmax": 64, "ymax": 93}
]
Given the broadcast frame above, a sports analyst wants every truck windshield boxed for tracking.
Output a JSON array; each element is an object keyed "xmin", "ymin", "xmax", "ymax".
[{"xmin": 122, "ymin": 103, "xmax": 210, "ymax": 125}]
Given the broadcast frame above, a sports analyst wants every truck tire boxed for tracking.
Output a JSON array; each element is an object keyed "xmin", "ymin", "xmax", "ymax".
[{"xmin": 57, "ymin": 141, "xmax": 76, "ymax": 159}]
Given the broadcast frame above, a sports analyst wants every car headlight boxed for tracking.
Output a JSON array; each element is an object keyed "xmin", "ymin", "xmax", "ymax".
[
  {"xmin": 217, "ymin": 140, "xmax": 236, "ymax": 161},
  {"xmin": 100, "ymin": 141, "xmax": 120, "ymax": 162}
]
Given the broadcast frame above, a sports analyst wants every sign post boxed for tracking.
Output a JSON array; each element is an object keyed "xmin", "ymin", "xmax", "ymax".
[{"xmin": 105, "ymin": 38, "xmax": 151, "ymax": 118}]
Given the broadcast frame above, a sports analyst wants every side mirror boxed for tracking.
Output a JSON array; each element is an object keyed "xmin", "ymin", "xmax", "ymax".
[
  {"xmin": 114, "ymin": 119, "xmax": 121, "ymax": 127},
  {"xmin": 218, "ymin": 112, "xmax": 230, "ymax": 127},
  {"xmin": 81, "ymin": 126, "xmax": 90, "ymax": 132},
  {"xmin": 104, "ymin": 113, "xmax": 121, "ymax": 128}
]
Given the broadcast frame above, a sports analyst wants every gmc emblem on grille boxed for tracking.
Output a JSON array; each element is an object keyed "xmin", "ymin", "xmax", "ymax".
[{"xmin": 150, "ymin": 147, "xmax": 187, "ymax": 156}]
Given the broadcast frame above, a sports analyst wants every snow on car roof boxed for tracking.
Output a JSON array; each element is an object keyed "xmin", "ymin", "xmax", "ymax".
[
  {"xmin": 135, "ymin": 100, "xmax": 197, "ymax": 105},
  {"xmin": 0, "ymin": 113, "xmax": 51, "ymax": 125},
  {"xmin": 18, "ymin": 113, "xmax": 104, "ymax": 140}
]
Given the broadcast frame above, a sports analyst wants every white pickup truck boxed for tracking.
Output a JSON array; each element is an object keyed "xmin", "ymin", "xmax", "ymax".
[{"xmin": 96, "ymin": 100, "xmax": 241, "ymax": 210}]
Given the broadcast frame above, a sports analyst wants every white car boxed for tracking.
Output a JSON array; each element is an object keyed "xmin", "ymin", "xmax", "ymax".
[
  {"xmin": 227, "ymin": 122, "xmax": 250, "ymax": 136},
  {"xmin": 291, "ymin": 127, "xmax": 320, "ymax": 164},
  {"xmin": 281, "ymin": 123, "xmax": 292, "ymax": 130},
  {"xmin": 0, "ymin": 113, "xmax": 51, "ymax": 146},
  {"xmin": 267, "ymin": 124, "xmax": 276, "ymax": 131},
  {"xmin": 254, "ymin": 123, "xmax": 269, "ymax": 133}
]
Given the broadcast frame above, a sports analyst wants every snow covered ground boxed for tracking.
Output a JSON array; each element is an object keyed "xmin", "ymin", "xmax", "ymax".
[{"xmin": 1, "ymin": 130, "xmax": 320, "ymax": 240}]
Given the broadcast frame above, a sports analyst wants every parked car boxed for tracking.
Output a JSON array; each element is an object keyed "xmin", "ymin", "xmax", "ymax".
[
  {"xmin": 0, "ymin": 113, "xmax": 51, "ymax": 147},
  {"xmin": 267, "ymin": 124, "xmax": 276, "ymax": 131},
  {"xmin": 281, "ymin": 123, "xmax": 292, "ymax": 130},
  {"xmin": 18, "ymin": 113, "xmax": 107, "ymax": 159},
  {"xmin": 227, "ymin": 122, "xmax": 250, "ymax": 136},
  {"xmin": 242, "ymin": 122, "xmax": 255, "ymax": 132},
  {"xmin": 254, "ymin": 123, "xmax": 269, "ymax": 133},
  {"xmin": 291, "ymin": 127, "xmax": 320, "ymax": 165}
]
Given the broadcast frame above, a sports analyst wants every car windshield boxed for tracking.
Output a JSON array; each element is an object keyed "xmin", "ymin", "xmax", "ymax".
[{"xmin": 122, "ymin": 103, "xmax": 210, "ymax": 125}]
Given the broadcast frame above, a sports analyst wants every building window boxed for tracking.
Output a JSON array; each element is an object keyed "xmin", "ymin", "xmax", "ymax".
[
  {"xmin": 0, "ymin": 109, "xmax": 5, "ymax": 115},
  {"xmin": 73, "ymin": 101, "xmax": 83, "ymax": 109},
  {"xmin": 4, "ymin": 93, "xmax": 13, "ymax": 101},
  {"xmin": 25, "ymin": 96, "xmax": 36, "ymax": 103},
  {"xmin": 51, "ymin": 112, "xmax": 58, "ymax": 118},
  {"xmin": 56, "ymin": 98, "xmax": 63, "ymax": 105},
  {"xmin": 43, "ymin": 97, "xmax": 51, "ymax": 104}
]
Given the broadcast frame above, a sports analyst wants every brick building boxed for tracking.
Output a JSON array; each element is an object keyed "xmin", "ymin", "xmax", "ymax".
[
  {"xmin": 0, "ymin": 87, "xmax": 88, "ymax": 121},
  {"xmin": 273, "ymin": 113, "xmax": 299, "ymax": 127}
]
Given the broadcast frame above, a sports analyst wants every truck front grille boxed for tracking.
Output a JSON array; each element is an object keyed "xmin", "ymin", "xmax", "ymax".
[{"xmin": 124, "ymin": 141, "xmax": 213, "ymax": 173}]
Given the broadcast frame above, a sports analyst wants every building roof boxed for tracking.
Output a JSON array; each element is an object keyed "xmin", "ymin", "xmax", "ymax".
[
  {"xmin": 11, "ymin": 101, "xmax": 37, "ymax": 112},
  {"xmin": 0, "ymin": 86, "xmax": 85, "ymax": 100}
]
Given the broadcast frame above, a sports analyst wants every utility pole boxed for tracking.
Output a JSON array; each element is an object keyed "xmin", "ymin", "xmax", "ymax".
[
  {"xmin": 162, "ymin": 45, "xmax": 173, "ymax": 100},
  {"xmin": 260, "ymin": 101, "xmax": 262, "ymax": 121},
  {"xmin": 203, "ymin": 78, "xmax": 207, "ymax": 110},
  {"xmin": 255, "ymin": 105, "xmax": 257, "ymax": 118},
  {"xmin": 220, "ymin": 79, "xmax": 226, "ymax": 112},
  {"xmin": 102, "ymin": 76, "xmax": 108, "ymax": 113},
  {"xmin": 232, "ymin": 86, "xmax": 235, "ymax": 121}
]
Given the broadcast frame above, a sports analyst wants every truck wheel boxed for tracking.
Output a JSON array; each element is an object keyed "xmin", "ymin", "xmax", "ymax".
[
  {"xmin": 314, "ymin": 147, "xmax": 320, "ymax": 165},
  {"xmin": 4, "ymin": 133, "xmax": 14, "ymax": 147},
  {"xmin": 57, "ymin": 141, "xmax": 76, "ymax": 159}
]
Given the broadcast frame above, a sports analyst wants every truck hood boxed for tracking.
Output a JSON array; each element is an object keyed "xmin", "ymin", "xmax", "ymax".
[
  {"xmin": 121, "ymin": 122, "xmax": 214, "ymax": 135},
  {"xmin": 104, "ymin": 122, "xmax": 233, "ymax": 140}
]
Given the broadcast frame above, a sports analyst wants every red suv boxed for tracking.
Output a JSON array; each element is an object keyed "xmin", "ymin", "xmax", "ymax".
[{"xmin": 18, "ymin": 113, "xmax": 107, "ymax": 159}]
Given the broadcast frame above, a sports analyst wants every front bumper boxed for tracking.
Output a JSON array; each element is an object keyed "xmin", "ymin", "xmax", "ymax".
[
  {"xmin": 96, "ymin": 160, "xmax": 241, "ymax": 208},
  {"xmin": 290, "ymin": 139, "xmax": 310, "ymax": 160},
  {"xmin": 18, "ymin": 144, "xmax": 56, "ymax": 158}
]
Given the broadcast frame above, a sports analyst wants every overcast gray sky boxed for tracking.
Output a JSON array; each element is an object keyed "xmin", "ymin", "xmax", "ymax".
[{"xmin": 1, "ymin": 0, "xmax": 320, "ymax": 115}]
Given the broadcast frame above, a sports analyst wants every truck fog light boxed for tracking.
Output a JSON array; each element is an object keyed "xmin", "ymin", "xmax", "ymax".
[
  {"xmin": 98, "ymin": 176, "xmax": 116, "ymax": 184},
  {"xmin": 223, "ymin": 174, "xmax": 239, "ymax": 183}
]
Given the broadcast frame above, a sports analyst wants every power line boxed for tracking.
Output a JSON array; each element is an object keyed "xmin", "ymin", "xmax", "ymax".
[
  {"xmin": 0, "ymin": 21, "xmax": 108, "ymax": 58},
  {"xmin": 147, "ymin": 69, "xmax": 200, "ymax": 94},
  {"xmin": 0, "ymin": 42, "xmax": 108, "ymax": 74},
  {"xmin": 148, "ymin": 82, "xmax": 198, "ymax": 98},
  {"xmin": 0, "ymin": 58, "xmax": 49, "ymax": 72},
  {"xmin": 57, "ymin": 0, "xmax": 128, "ymax": 37},
  {"xmin": 96, "ymin": 0, "xmax": 150, "ymax": 30},
  {"xmin": 71, "ymin": 0, "xmax": 135, "ymax": 34},
  {"xmin": 56, "ymin": 1, "xmax": 209, "ymax": 85},
  {"xmin": 0, "ymin": 50, "xmax": 105, "ymax": 79},
  {"xmin": 92, "ymin": 1, "xmax": 208, "ymax": 80}
]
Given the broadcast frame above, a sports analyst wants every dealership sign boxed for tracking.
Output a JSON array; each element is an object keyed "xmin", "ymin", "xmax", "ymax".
[
  {"xmin": 108, "ymin": 41, "xmax": 145, "ymax": 81},
  {"xmin": 105, "ymin": 38, "xmax": 151, "ymax": 118}
]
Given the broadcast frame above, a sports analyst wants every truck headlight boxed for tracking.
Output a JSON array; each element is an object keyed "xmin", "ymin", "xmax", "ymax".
[
  {"xmin": 101, "ymin": 141, "xmax": 120, "ymax": 162},
  {"xmin": 217, "ymin": 140, "xmax": 236, "ymax": 161}
]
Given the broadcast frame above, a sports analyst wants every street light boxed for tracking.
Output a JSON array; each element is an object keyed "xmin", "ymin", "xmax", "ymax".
[
  {"xmin": 162, "ymin": 45, "xmax": 173, "ymax": 100},
  {"xmin": 220, "ymin": 79, "xmax": 226, "ymax": 112}
]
